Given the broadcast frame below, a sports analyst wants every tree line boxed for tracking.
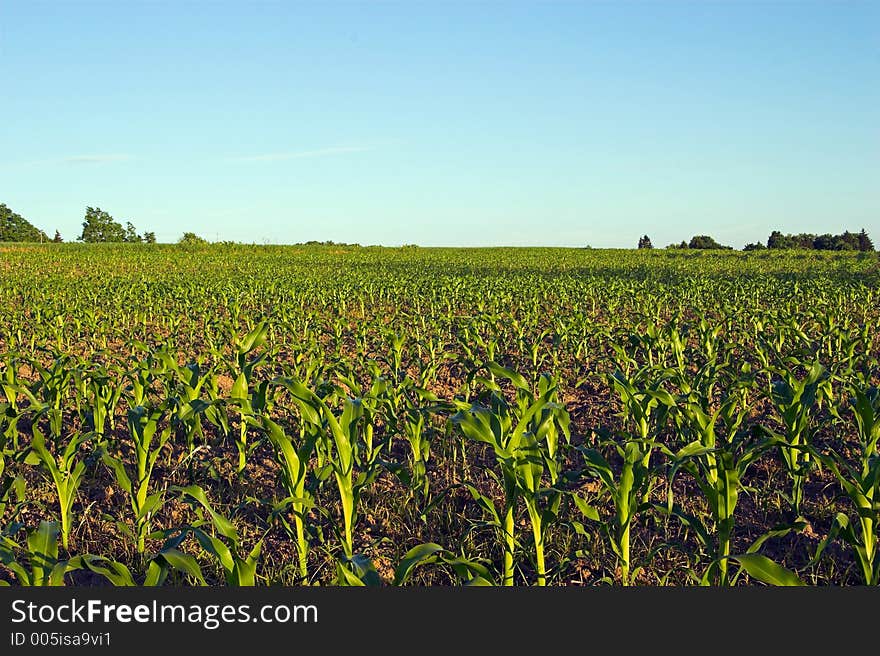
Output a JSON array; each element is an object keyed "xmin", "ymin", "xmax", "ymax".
[
  {"xmin": 0, "ymin": 204, "xmax": 207, "ymax": 244},
  {"xmin": 637, "ymin": 229, "xmax": 875, "ymax": 252}
]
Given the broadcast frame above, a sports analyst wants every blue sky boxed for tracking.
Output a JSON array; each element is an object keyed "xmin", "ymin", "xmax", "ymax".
[{"xmin": 1, "ymin": 0, "xmax": 877, "ymax": 247}]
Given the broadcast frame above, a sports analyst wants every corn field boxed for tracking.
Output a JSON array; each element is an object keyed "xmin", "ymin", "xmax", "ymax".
[{"xmin": 1, "ymin": 243, "xmax": 879, "ymax": 586}]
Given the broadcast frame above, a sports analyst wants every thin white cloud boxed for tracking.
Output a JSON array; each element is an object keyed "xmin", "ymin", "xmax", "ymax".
[
  {"xmin": 0, "ymin": 154, "xmax": 132, "ymax": 170},
  {"xmin": 61, "ymin": 154, "xmax": 131, "ymax": 164},
  {"xmin": 225, "ymin": 146, "xmax": 371, "ymax": 162}
]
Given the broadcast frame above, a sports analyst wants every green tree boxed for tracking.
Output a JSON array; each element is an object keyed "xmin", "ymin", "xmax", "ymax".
[
  {"xmin": 688, "ymin": 235, "xmax": 730, "ymax": 250},
  {"xmin": 142, "ymin": 231, "xmax": 156, "ymax": 244},
  {"xmin": 857, "ymin": 229, "xmax": 874, "ymax": 252},
  {"xmin": 767, "ymin": 230, "xmax": 788, "ymax": 249},
  {"xmin": 0, "ymin": 203, "xmax": 48, "ymax": 242},
  {"xmin": 637, "ymin": 235, "xmax": 653, "ymax": 249},
  {"xmin": 53, "ymin": 230, "xmax": 63, "ymax": 243},
  {"xmin": 124, "ymin": 222, "xmax": 142, "ymax": 243},
  {"xmin": 812, "ymin": 233, "xmax": 837, "ymax": 250},
  {"xmin": 178, "ymin": 232, "xmax": 207, "ymax": 245},
  {"xmin": 78, "ymin": 207, "xmax": 127, "ymax": 242}
]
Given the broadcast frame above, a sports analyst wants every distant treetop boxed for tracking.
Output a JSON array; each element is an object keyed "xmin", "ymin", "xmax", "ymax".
[
  {"xmin": 178, "ymin": 232, "xmax": 208, "ymax": 245},
  {"xmin": 0, "ymin": 203, "xmax": 48, "ymax": 242},
  {"xmin": 763, "ymin": 229, "xmax": 874, "ymax": 252},
  {"xmin": 664, "ymin": 235, "xmax": 731, "ymax": 250},
  {"xmin": 78, "ymin": 207, "xmax": 153, "ymax": 243}
]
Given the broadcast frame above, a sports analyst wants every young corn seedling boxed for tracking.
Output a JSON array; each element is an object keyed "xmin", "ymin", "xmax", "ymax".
[
  {"xmin": 156, "ymin": 355, "xmax": 212, "ymax": 456},
  {"xmin": 0, "ymin": 520, "xmax": 80, "ymax": 586},
  {"xmin": 31, "ymin": 355, "xmax": 75, "ymax": 444},
  {"xmin": 24, "ymin": 427, "xmax": 92, "ymax": 551},
  {"xmin": 85, "ymin": 366, "xmax": 124, "ymax": 437},
  {"xmin": 67, "ymin": 535, "xmax": 205, "ymax": 586},
  {"xmin": 227, "ymin": 322, "xmax": 269, "ymax": 472},
  {"xmin": 452, "ymin": 363, "xmax": 569, "ymax": 586},
  {"xmin": 317, "ymin": 395, "xmax": 367, "ymax": 559},
  {"xmin": 607, "ymin": 368, "xmax": 676, "ymax": 501},
  {"xmin": 260, "ymin": 415, "xmax": 318, "ymax": 583},
  {"xmin": 334, "ymin": 543, "xmax": 495, "ymax": 586},
  {"xmin": 767, "ymin": 361, "xmax": 831, "ymax": 515},
  {"xmin": 811, "ymin": 386, "xmax": 880, "ymax": 584},
  {"xmin": 335, "ymin": 362, "xmax": 390, "ymax": 469},
  {"xmin": 1, "ymin": 355, "xmax": 26, "ymax": 449},
  {"xmin": 380, "ymin": 374, "xmax": 443, "ymax": 501},
  {"xmin": 176, "ymin": 485, "xmax": 263, "ymax": 586},
  {"xmin": 573, "ymin": 433, "xmax": 654, "ymax": 586},
  {"xmin": 812, "ymin": 452, "xmax": 880, "ymax": 585},
  {"xmin": 101, "ymin": 404, "xmax": 171, "ymax": 555},
  {"xmin": 275, "ymin": 376, "xmax": 382, "ymax": 560},
  {"xmin": 0, "ymin": 453, "xmax": 25, "ymax": 527},
  {"xmin": 663, "ymin": 421, "xmax": 774, "ymax": 586}
]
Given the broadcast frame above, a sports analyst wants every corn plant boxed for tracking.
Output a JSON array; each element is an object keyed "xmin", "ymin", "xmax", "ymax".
[
  {"xmin": 24, "ymin": 427, "xmax": 92, "ymax": 551},
  {"xmin": 1, "ymin": 356, "xmax": 25, "ymax": 449},
  {"xmin": 334, "ymin": 542, "xmax": 495, "ymax": 586},
  {"xmin": 0, "ymin": 520, "xmax": 80, "ymax": 586},
  {"xmin": 767, "ymin": 361, "xmax": 832, "ymax": 515},
  {"xmin": 84, "ymin": 366, "xmax": 124, "ymax": 436},
  {"xmin": 100, "ymin": 405, "xmax": 171, "ymax": 554},
  {"xmin": 31, "ymin": 354, "xmax": 74, "ymax": 443},
  {"xmin": 663, "ymin": 423, "xmax": 775, "ymax": 586},
  {"xmin": 276, "ymin": 377, "xmax": 383, "ymax": 559},
  {"xmin": 227, "ymin": 322, "xmax": 269, "ymax": 472},
  {"xmin": 572, "ymin": 434, "xmax": 653, "ymax": 586},
  {"xmin": 379, "ymin": 375, "xmax": 441, "ymax": 500},
  {"xmin": 176, "ymin": 485, "xmax": 263, "ymax": 586},
  {"xmin": 452, "ymin": 363, "xmax": 569, "ymax": 586},
  {"xmin": 811, "ymin": 386, "xmax": 880, "ymax": 584},
  {"xmin": 157, "ymin": 354, "xmax": 213, "ymax": 455},
  {"xmin": 606, "ymin": 368, "xmax": 675, "ymax": 500},
  {"xmin": 260, "ymin": 415, "xmax": 317, "ymax": 582}
]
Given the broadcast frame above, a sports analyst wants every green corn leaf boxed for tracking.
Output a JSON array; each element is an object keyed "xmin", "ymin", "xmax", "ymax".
[
  {"xmin": 393, "ymin": 543, "xmax": 446, "ymax": 586},
  {"xmin": 231, "ymin": 372, "xmax": 248, "ymax": 401},
  {"xmin": 730, "ymin": 554, "xmax": 805, "ymax": 586},
  {"xmin": 176, "ymin": 485, "xmax": 239, "ymax": 543},
  {"xmin": 27, "ymin": 520, "xmax": 60, "ymax": 582},
  {"xmin": 72, "ymin": 555, "xmax": 136, "ymax": 586},
  {"xmin": 238, "ymin": 322, "xmax": 268, "ymax": 355},
  {"xmin": 156, "ymin": 548, "xmax": 207, "ymax": 585},
  {"xmin": 572, "ymin": 494, "xmax": 601, "ymax": 522}
]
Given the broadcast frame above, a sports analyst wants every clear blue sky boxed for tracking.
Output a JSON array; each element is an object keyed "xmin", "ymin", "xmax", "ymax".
[{"xmin": 1, "ymin": 0, "xmax": 877, "ymax": 247}]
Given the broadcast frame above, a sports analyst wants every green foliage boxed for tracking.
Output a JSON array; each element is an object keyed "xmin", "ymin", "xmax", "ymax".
[
  {"xmin": 77, "ymin": 207, "xmax": 148, "ymax": 243},
  {"xmin": 0, "ymin": 245, "xmax": 877, "ymax": 587},
  {"xmin": 78, "ymin": 207, "xmax": 126, "ymax": 242},
  {"xmin": 178, "ymin": 232, "xmax": 208, "ymax": 245},
  {"xmin": 766, "ymin": 229, "xmax": 875, "ymax": 251},
  {"xmin": 688, "ymin": 235, "xmax": 731, "ymax": 250},
  {"xmin": 0, "ymin": 204, "xmax": 47, "ymax": 242}
]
